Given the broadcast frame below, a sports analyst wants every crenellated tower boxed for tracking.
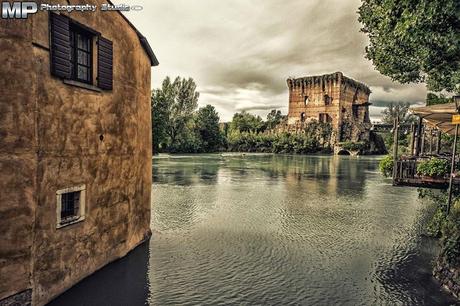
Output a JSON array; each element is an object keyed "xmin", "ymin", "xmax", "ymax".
[{"xmin": 286, "ymin": 72, "xmax": 372, "ymax": 143}]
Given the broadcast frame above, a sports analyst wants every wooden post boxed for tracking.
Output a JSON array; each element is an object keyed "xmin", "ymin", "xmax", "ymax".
[
  {"xmin": 410, "ymin": 123, "xmax": 416, "ymax": 156},
  {"xmin": 392, "ymin": 117, "xmax": 400, "ymax": 185},
  {"xmin": 415, "ymin": 117, "xmax": 423, "ymax": 156},
  {"xmin": 429, "ymin": 129, "xmax": 433, "ymax": 154},
  {"xmin": 436, "ymin": 129, "xmax": 442, "ymax": 155},
  {"xmin": 447, "ymin": 124, "xmax": 459, "ymax": 215},
  {"xmin": 420, "ymin": 125, "xmax": 425, "ymax": 155}
]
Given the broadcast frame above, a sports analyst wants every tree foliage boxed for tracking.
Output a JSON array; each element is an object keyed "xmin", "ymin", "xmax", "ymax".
[
  {"xmin": 416, "ymin": 157, "xmax": 450, "ymax": 177},
  {"xmin": 358, "ymin": 0, "xmax": 460, "ymax": 93},
  {"xmin": 230, "ymin": 111, "xmax": 265, "ymax": 133},
  {"xmin": 195, "ymin": 105, "xmax": 222, "ymax": 152},
  {"xmin": 165, "ymin": 77, "xmax": 199, "ymax": 144},
  {"xmin": 151, "ymin": 87, "xmax": 170, "ymax": 153},
  {"xmin": 381, "ymin": 102, "xmax": 416, "ymax": 125},
  {"xmin": 426, "ymin": 93, "xmax": 452, "ymax": 106},
  {"xmin": 151, "ymin": 76, "xmax": 199, "ymax": 153},
  {"xmin": 266, "ymin": 109, "xmax": 286, "ymax": 130},
  {"xmin": 379, "ymin": 155, "xmax": 394, "ymax": 177},
  {"xmin": 227, "ymin": 122, "xmax": 333, "ymax": 154}
]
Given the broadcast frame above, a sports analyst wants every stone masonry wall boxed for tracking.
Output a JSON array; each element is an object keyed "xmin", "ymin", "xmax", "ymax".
[
  {"xmin": 0, "ymin": 1, "xmax": 152, "ymax": 305},
  {"xmin": 287, "ymin": 72, "xmax": 341, "ymax": 130},
  {"xmin": 339, "ymin": 82, "xmax": 371, "ymax": 142},
  {"xmin": 287, "ymin": 72, "xmax": 371, "ymax": 145}
]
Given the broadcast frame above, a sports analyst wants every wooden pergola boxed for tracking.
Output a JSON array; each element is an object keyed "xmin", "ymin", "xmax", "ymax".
[
  {"xmin": 411, "ymin": 102, "xmax": 460, "ymax": 135},
  {"xmin": 392, "ymin": 97, "xmax": 460, "ymax": 214}
]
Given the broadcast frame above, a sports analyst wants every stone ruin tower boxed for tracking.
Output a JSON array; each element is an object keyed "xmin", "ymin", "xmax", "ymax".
[{"xmin": 287, "ymin": 72, "xmax": 372, "ymax": 145}]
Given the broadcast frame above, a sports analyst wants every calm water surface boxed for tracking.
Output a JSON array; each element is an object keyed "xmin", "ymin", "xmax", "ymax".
[{"xmin": 50, "ymin": 154, "xmax": 459, "ymax": 306}]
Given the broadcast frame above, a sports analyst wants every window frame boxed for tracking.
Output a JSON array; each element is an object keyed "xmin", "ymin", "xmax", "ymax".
[
  {"xmin": 56, "ymin": 185, "xmax": 86, "ymax": 229},
  {"xmin": 352, "ymin": 105, "xmax": 359, "ymax": 118},
  {"xmin": 69, "ymin": 25, "xmax": 93, "ymax": 84},
  {"xmin": 324, "ymin": 94, "xmax": 332, "ymax": 106}
]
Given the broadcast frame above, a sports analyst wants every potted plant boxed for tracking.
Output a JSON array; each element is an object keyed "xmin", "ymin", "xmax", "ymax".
[{"xmin": 416, "ymin": 157, "xmax": 449, "ymax": 179}]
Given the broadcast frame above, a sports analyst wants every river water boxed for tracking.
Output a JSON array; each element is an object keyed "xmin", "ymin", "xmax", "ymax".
[{"xmin": 49, "ymin": 154, "xmax": 459, "ymax": 305}]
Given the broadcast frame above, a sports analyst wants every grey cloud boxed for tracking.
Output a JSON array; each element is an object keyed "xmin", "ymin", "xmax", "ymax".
[
  {"xmin": 237, "ymin": 104, "xmax": 285, "ymax": 112},
  {"xmin": 116, "ymin": 0, "xmax": 429, "ymax": 121},
  {"xmin": 369, "ymin": 106, "xmax": 385, "ymax": 121},
  {"xmin": 371, "ymin": 100, "xmax": 423, "ymax": 108}
]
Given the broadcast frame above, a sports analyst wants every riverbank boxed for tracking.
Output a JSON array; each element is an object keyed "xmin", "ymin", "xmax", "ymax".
[
  {"xmin": 432, "ymin": 205, "xmax": 460, "ymax": 300},
  {"xmin": 435, "ymin": 260, "xmax": 460, "ymax": 299}
]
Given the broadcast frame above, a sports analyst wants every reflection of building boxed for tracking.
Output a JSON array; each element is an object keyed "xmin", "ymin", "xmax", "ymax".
[
  {"xmin": 287, "ymin": 72, "xmax": 372, "ymax": 143},
  {"xmin": 0, "ymin": 3, "xmax": 158, "ymax": 305}
]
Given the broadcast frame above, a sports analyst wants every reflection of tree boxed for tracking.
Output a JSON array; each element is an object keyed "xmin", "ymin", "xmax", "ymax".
[
  {"xmin": 244, "ymin": 155, "xmax": 368, "ymax": 198},
  {"xmin": 153, "ymin": 156, "xmax": 220, "ymax": 186},
  {"xmin": 335, "ymin": 157, "xmax": 369, "ymax": 197}
]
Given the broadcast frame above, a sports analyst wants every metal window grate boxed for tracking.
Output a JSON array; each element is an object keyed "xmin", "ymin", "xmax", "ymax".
[{"xmin": 61, "ymin": 191, "xmax": 80, "ymax": 222}]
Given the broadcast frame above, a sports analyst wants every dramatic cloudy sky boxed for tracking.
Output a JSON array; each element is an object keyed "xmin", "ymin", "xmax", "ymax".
[{"xmin": 116, "ymin": 0, "xmax": 427, "ymax": 121}]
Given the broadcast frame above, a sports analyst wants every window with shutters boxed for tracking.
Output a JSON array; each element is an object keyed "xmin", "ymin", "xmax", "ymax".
[
  {"xmin": 56, "ymin": 185, "xmax": 86, "ymax": 228},
  {"xmin": 69, "ymin": 27, "xmax": 92, "ymax": 84},
  {"xmin": 50, "ymin": 13, "xmax": 113, "ymax": 90}
]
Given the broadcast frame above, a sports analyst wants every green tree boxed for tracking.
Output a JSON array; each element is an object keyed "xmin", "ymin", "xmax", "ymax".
[
  {"xmin": 151, "ymin": 76, "xmax": 199, "ymax": 152},
  {"xmin": 167, "ymin": 77, "xmax": 200, "ymax": 144},
  {"xmin": 230, "ymin": 111, "xmax": 264, "ymax": 133},
  {"xmin": 358, "ymin": 0, "xmax": 460, "ymax": 93},
  {"xmin": 426, "ymin": 93, "xmax": 451, "ymax": 106},
  {"xmin": 381, "ymin": 102, "xmax": 416, "ymax": 125},
  {"xmin": 151, "ymin": 89, "xmax": 169, "ymax": 153},
  {"xmin": 266, "ymin": 109, "xmax": 286, "ymax": 130},
  {"xmin": 195, "ymin": 105, "xmax": 222, "ymax": 152}
]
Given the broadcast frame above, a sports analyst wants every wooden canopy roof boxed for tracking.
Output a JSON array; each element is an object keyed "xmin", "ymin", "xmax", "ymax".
[{"xmin": 410, "ymin": 103, "xmax": 459, "ymax": 135}]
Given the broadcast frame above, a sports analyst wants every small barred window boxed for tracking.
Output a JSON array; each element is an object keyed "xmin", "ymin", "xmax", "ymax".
[{"xmin": 56, "ymin": 185, "xmax": 86, "ymax": 228}]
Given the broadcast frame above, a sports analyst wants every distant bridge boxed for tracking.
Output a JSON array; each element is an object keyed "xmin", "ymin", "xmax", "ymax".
[{"xmin": 372, "ymin": 123, "xmax": 412, "ymax": 134}]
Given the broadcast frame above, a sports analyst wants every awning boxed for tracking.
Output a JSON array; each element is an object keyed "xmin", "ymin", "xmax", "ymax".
[{"xmin": 410, "ymin": 103, "xmax": 458, "ymax": 135}]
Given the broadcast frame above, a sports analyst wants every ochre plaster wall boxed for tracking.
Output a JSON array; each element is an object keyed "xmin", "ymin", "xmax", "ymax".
[
  {"xmin": 0, "ymin": 1, "xmax": 152, "ymax": 305},
  {"xmin": 0, "ymin": 15, "xmax": 37, "ymax": 304}
]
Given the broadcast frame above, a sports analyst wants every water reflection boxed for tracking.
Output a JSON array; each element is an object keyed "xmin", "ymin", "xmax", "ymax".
[{"xmin": 49, "ymin": 154, "xmax": 459, "ymax": 306}]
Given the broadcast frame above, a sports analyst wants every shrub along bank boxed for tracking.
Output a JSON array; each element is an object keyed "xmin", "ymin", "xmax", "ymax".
[
  {"xmin": 226, "ymin": 131, "xmax": 332, "ymax": 154},
  {"xmin": 422, "ymin": 192, "xmax": 460, "ymax": 299}
]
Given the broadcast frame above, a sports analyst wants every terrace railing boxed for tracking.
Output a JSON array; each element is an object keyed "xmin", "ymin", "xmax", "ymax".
[{"xmin": 393, "ymin": 157, "xmax": 458, "ymax": 189}]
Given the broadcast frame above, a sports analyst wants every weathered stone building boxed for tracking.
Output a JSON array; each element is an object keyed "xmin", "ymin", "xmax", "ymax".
[
  {"xmin": 286, "ymin": 72, "xmax": 372, "ymax": 144},
  {"xmin": 0, "ymin": 1, "xmax": 158, "ymax": 305}
]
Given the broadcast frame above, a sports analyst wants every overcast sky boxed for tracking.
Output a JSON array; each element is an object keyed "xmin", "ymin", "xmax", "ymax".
[{"xmin": 116, "ymin": 0, "xmax": 427, "ymax": 122}]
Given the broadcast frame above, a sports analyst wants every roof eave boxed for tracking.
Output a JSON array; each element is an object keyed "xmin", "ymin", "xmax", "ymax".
[
  {"xmin": 138, "ymin": 34, "xmax": 159, "ymax": 66},
  {"xmin": 107, "ymin": 0, "xmax": 159, "ymax": 67}
]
